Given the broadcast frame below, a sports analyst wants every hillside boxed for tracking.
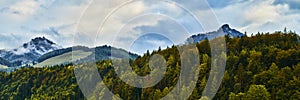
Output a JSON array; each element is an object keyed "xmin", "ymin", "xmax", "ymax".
[
  {"xmin": 34, "ymin": 50, "xmax": 92, "ymax": 68},
  {"xmin": 36, "ymin": 45, "xmax": 139, "ymax": 67},
  {"xmin": 0, "ymin": 31, "xmax": 299, "ymax": 99},
  {"xmin": 0, "ymin": 64, "xmax": 8, "ymax": 69}
]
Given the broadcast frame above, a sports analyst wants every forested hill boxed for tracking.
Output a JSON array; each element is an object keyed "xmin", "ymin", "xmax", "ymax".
[{"xmin": 0, "ymin": 31, "xmax": 299, "ymax": 99}]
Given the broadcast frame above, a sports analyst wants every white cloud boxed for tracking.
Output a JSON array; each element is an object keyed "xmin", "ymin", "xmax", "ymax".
[
  {"xmin": 76, "ymin": 0, "xmax": 195, "ymax": 51},
  {"xmin": 0, "ymin": 0, "xmax": 56, "ymax": 20},
  {"xmin": 0, "ymin": 0, "xmax": 87, "ymax": 49},
  {"xmin": 210, "ymin": 0, "xmax": 300, "ymax": 34},
  {"xmin": 129, "ymin": 33, "xmax": 173, "ymax": 55},
  {"xmin": 0, "ymin": 0, "xmax": 299, "ymax": 52},
  {"xmin": 244, "ymin": 0, "xmax": 287, "ymax": 24},
  {"xmin": 8, "ymin": 0, "xmax": 39, "ymax": 15}
]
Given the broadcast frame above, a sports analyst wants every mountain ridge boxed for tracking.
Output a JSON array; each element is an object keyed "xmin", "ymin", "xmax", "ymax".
[
  {"xmin": 0, "ymin": 24, "xmax": 241, "ymax": 68},
  {"xmin": 0, "ymin": 37, "xmax": 139, "ymax": 68},
  {"xmin": 186, "ymin": 24, "xmax": 244, "ymax": 43},
  {"xmin": 0, "ymin": 37, "xmax": 61, "ymax": 66},
  {"xmin": 36, "ymin": 45, "xmax": 139, "ymax": 67}
]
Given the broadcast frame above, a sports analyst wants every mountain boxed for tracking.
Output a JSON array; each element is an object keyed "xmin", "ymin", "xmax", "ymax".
[
  {"xmin": 186, "ymin": 24, "xmax": 244, "ymax": 43},
  {"xmin": 35, "ymin": 45, "xmax": 139, "ymax": 67},
  {"xmin": 0, "ymin": 36, "xmax": 138, "ymax": 68},
  {"xmin": 0, "ymin": 57, "xmax": 10, "ymax": 66},
  {"xmin": 34, "ymin": 46, "xmax": 92, "ymax": 67},
  {"xmin": 0, "ymin": 37, "xmax": 61, "ymax": 66},
  {"xmin": 37, "ymin": 46, "xmax": 88, "ymax": 63}
]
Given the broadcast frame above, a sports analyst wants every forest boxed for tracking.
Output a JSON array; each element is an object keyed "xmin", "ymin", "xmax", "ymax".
[{"xmin": 0, "ymin": 31, "xmax": 299, "ymax": 100}]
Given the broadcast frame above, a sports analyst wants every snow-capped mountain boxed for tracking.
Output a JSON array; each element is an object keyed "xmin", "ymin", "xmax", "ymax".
[
  {"xmin": 0, "ymin": 37, "xmax": 61, "ymax": 66},
  {"xmin": 186, "ymin": 24, "xmax": 244, "ymax": 43}
]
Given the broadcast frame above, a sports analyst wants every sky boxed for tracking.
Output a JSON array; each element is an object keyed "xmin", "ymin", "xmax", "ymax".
[{"xmin": 0, "ymin": 0, "xmax": 299, "ymax": 55}]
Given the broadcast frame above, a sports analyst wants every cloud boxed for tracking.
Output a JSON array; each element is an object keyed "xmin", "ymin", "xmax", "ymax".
[
  {"xmin": 206, "ymin": 0, "xmax": 249, "ymax": 8},
  {"xmin": 0, "ymin": 34, "xmax": 21, "ymax": 49},
  {"xmin": 79, "ymin": 0, "xmax": 199, "ymax": 52},
  {"xmin": 0, "ymin": 0, "xmax": 299, "ymax": 53},
  {"xmin": 273, "ymin": 0, "xmax": 300, "ymax": 10},
  {"xmin": 207, "ymin": 0, "xmax": 300, "ymax": 34},
  {"xmin": 31, "ymin": 27, "xmax": 60, "ymax": 36},
  {"xmin": 129, "ymin": 33, "xmax": 173, "ymax": 55},
  {"xmin": 132, "ymin": 19, "xmax": 190, "ymax": 44},
  {"xmin": 0, "ymin": 0, "xmax": 87, "ymax": 49},
  {"xmin": 0, "ymin": 0, "xmax": 55, "ymax": 19},
  {"xmin": 243, "ymin": 0, "xmax": 288, "ymax": 23}
]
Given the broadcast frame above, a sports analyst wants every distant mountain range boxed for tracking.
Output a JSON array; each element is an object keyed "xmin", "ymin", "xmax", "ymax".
[
  {"xmin": 0, "ymin": 24, "xmax": 243, "ymax": 69},
  {"xmin": 0, "ymin": 37, "xmax": 139, "ymax": 68},
  {"xmin": 186, "ymin": 24, "xmax": 244, "ymax": 43}
]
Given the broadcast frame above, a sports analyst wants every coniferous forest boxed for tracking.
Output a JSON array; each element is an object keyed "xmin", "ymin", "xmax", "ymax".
[{"xmin": 0, "ymin": 31, "xmax": 300, "ymax": 99}]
